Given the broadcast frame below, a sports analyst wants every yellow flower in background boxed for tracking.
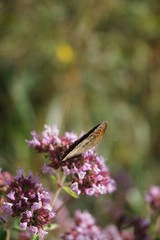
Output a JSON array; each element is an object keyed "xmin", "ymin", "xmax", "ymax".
[{"xmin": 56, "ymin": 43, "xmax": 75, "ymax": 64}]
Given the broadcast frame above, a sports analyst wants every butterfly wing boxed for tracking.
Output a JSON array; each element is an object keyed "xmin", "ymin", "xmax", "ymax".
[{"xmin": 62, "ymin": 121, "xmax": 108, "ymax": 161}]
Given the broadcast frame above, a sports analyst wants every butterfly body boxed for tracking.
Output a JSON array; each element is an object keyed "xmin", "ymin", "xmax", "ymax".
[{"xmin": 62, "ymin": 121, "xmax": 108, "ymax": 161}]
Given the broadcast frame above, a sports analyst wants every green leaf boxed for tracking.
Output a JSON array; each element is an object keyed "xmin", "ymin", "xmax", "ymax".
[
  {"xmin": 44, "ymin": 223, "xmax": 59, "ymax": 231},
  {"xmin": 63, "ymin": 186, "xmax": 78, "ymax": 198},
  {"xmin": 30, "ymin": 234, "xmax": 40, "ymax": 240},
  {"xmin": 12, "ymin": 218, "xmax": 21, "ymax": 230},
  {"xmin": 0, "ymin": 227, "xmax": 6, "ymax": 240}
]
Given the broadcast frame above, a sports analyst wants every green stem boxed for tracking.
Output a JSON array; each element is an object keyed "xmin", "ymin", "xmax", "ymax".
[
  {"xmin": 6, "ymin": 229, "xmax": 10, "ymax": 240},
  {"xmin": 51, "ymin": 187, "xmax": 61, "ymax": 206},
  {"xmin": 51, "ymin": 174, "xmax": 66, "ymax": 207}
]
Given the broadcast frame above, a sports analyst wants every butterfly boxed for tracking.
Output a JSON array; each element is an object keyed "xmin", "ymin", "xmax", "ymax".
[{"xmin": 62, "ymin": 121, "xmax": 108, "ymax": 161}]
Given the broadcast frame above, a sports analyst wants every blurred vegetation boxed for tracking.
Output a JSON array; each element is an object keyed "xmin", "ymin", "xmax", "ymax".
[{"xmin": 0, "ymin": 0, "xmax": 160, "ymax": 232}]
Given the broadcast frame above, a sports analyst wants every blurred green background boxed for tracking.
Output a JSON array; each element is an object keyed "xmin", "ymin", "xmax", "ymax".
[{"xmin": 0, "ymin": 0, "xmax": 160, "ymax": 230}]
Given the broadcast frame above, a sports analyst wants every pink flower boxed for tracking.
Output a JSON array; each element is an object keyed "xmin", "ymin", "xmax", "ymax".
[
  {"xmin": 26, "ymin": 210, "xmax": 32, "ymax": 218},
  {"xmin": 7, "ymin": 191, "xmax": 15, "ymax": 200},
  {"xmin": 61, "ymin": 210, "xmax": 104, "ymax": 240},
  {"xmin": 85, "ymin": 188, "xmax": 95, "ymax": 196},
  {"xmin": 0, "ymin": 169, "xmax": 13, "ymax": 215},
  {"xmin": 69, "ymin": 152, "xmax": 116, "ymax": 196},
  {"xmin": 20, "ymin": 222, "xmax": 27, "ymax": 230},
  {"xmin": 62, "ymin": 166, "xmax": 71, "ymax": 175},
  {"xmin": 71, "ymin": 182, "xmax": 81, "ymax": 196},
  {"xmin": 29, "ymin": 226, "xmax": 38, "ymax": 234},
  {"xmin": 2, "ymin": 170, "xmax": 55, "ymax": 239},
  {"xmin": 26, "ymin": 131, "xmax": 41, "ymax": 147},
  {"xmin": 77, "ymin": 170, "xmax": 86, "ymax": 180},
  {"xmin": 102, "ymin": 225, "xmax": 122, "ymax": 240},
  {"xmin": 31, "ymin": 201, "xmax": 42, "ymax": 211},
  {"xmin": 145, "ymin": 185, "xmax": 160, "ymax": 209},
  {"xmin": 39, "ymin": 229, "xmax": 48, "ymax": 240},
  {"xmin": 1, "ymin": 202, "xmax": 13, "ymax": 220},
  {"xmin": 42, "ymin": 164, "xmax": 54, "ymax": 175},
  {"xmin": 27, "ymin": 124, "xmax": 116, "ymax": 197}
]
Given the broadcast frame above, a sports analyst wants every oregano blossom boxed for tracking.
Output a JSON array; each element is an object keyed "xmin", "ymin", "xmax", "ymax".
[
  {"xmin": 27, "ymin": 125, "xmax": 116, "ymax": 197},
  {"xmin": 145, "ymin": 185, "xmax": 160, "ymax": 210},
  {"xmin": 61, "ymin": 210, "xmax": 104, "ymax": 240},
  {"xmin": 2, "ymin": 169, "xmax": 55, "ymax": 239}
]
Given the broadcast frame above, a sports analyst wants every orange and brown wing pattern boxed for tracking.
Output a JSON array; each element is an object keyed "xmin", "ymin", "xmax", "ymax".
[{"xmin": 62, "ymin": 121, "xmax": 108, "ymax": 161}]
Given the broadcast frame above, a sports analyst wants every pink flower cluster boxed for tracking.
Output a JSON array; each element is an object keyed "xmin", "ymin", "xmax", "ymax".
[
  {"xmin": 145, "ymin": 185, "xmax": 160, "ymax": 210},
  {"xmin": 61, "ymin": 211, "xmax": 150, "ymax": 240},
  {"xmin": 65, "ymin": 150, "xmax": 116, "ymax": 196},
  {"xmin": 27, "ymin": 125, "xmax": 116, "ymax": 197},
  {"xmin": 0, "ymin": 169, "xmax": 13, "ymax": 214},
  {"xmin": 102, "ymin": 225, "xmax": 125, "ymax": 240},
  {"xmin": 61, "ymin": 210, "xmax": 104, "ymax": 240},
  {"xmin": 26, "ymin": 125, "xmax": 77, "ymax": 170},
  {"xmin": 2, "ymin": 169, "xmax": 55, "ymax": 239},
  {"xmin": 0, "ymin": 169, "xmax": 13, "ymax": 193}
]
